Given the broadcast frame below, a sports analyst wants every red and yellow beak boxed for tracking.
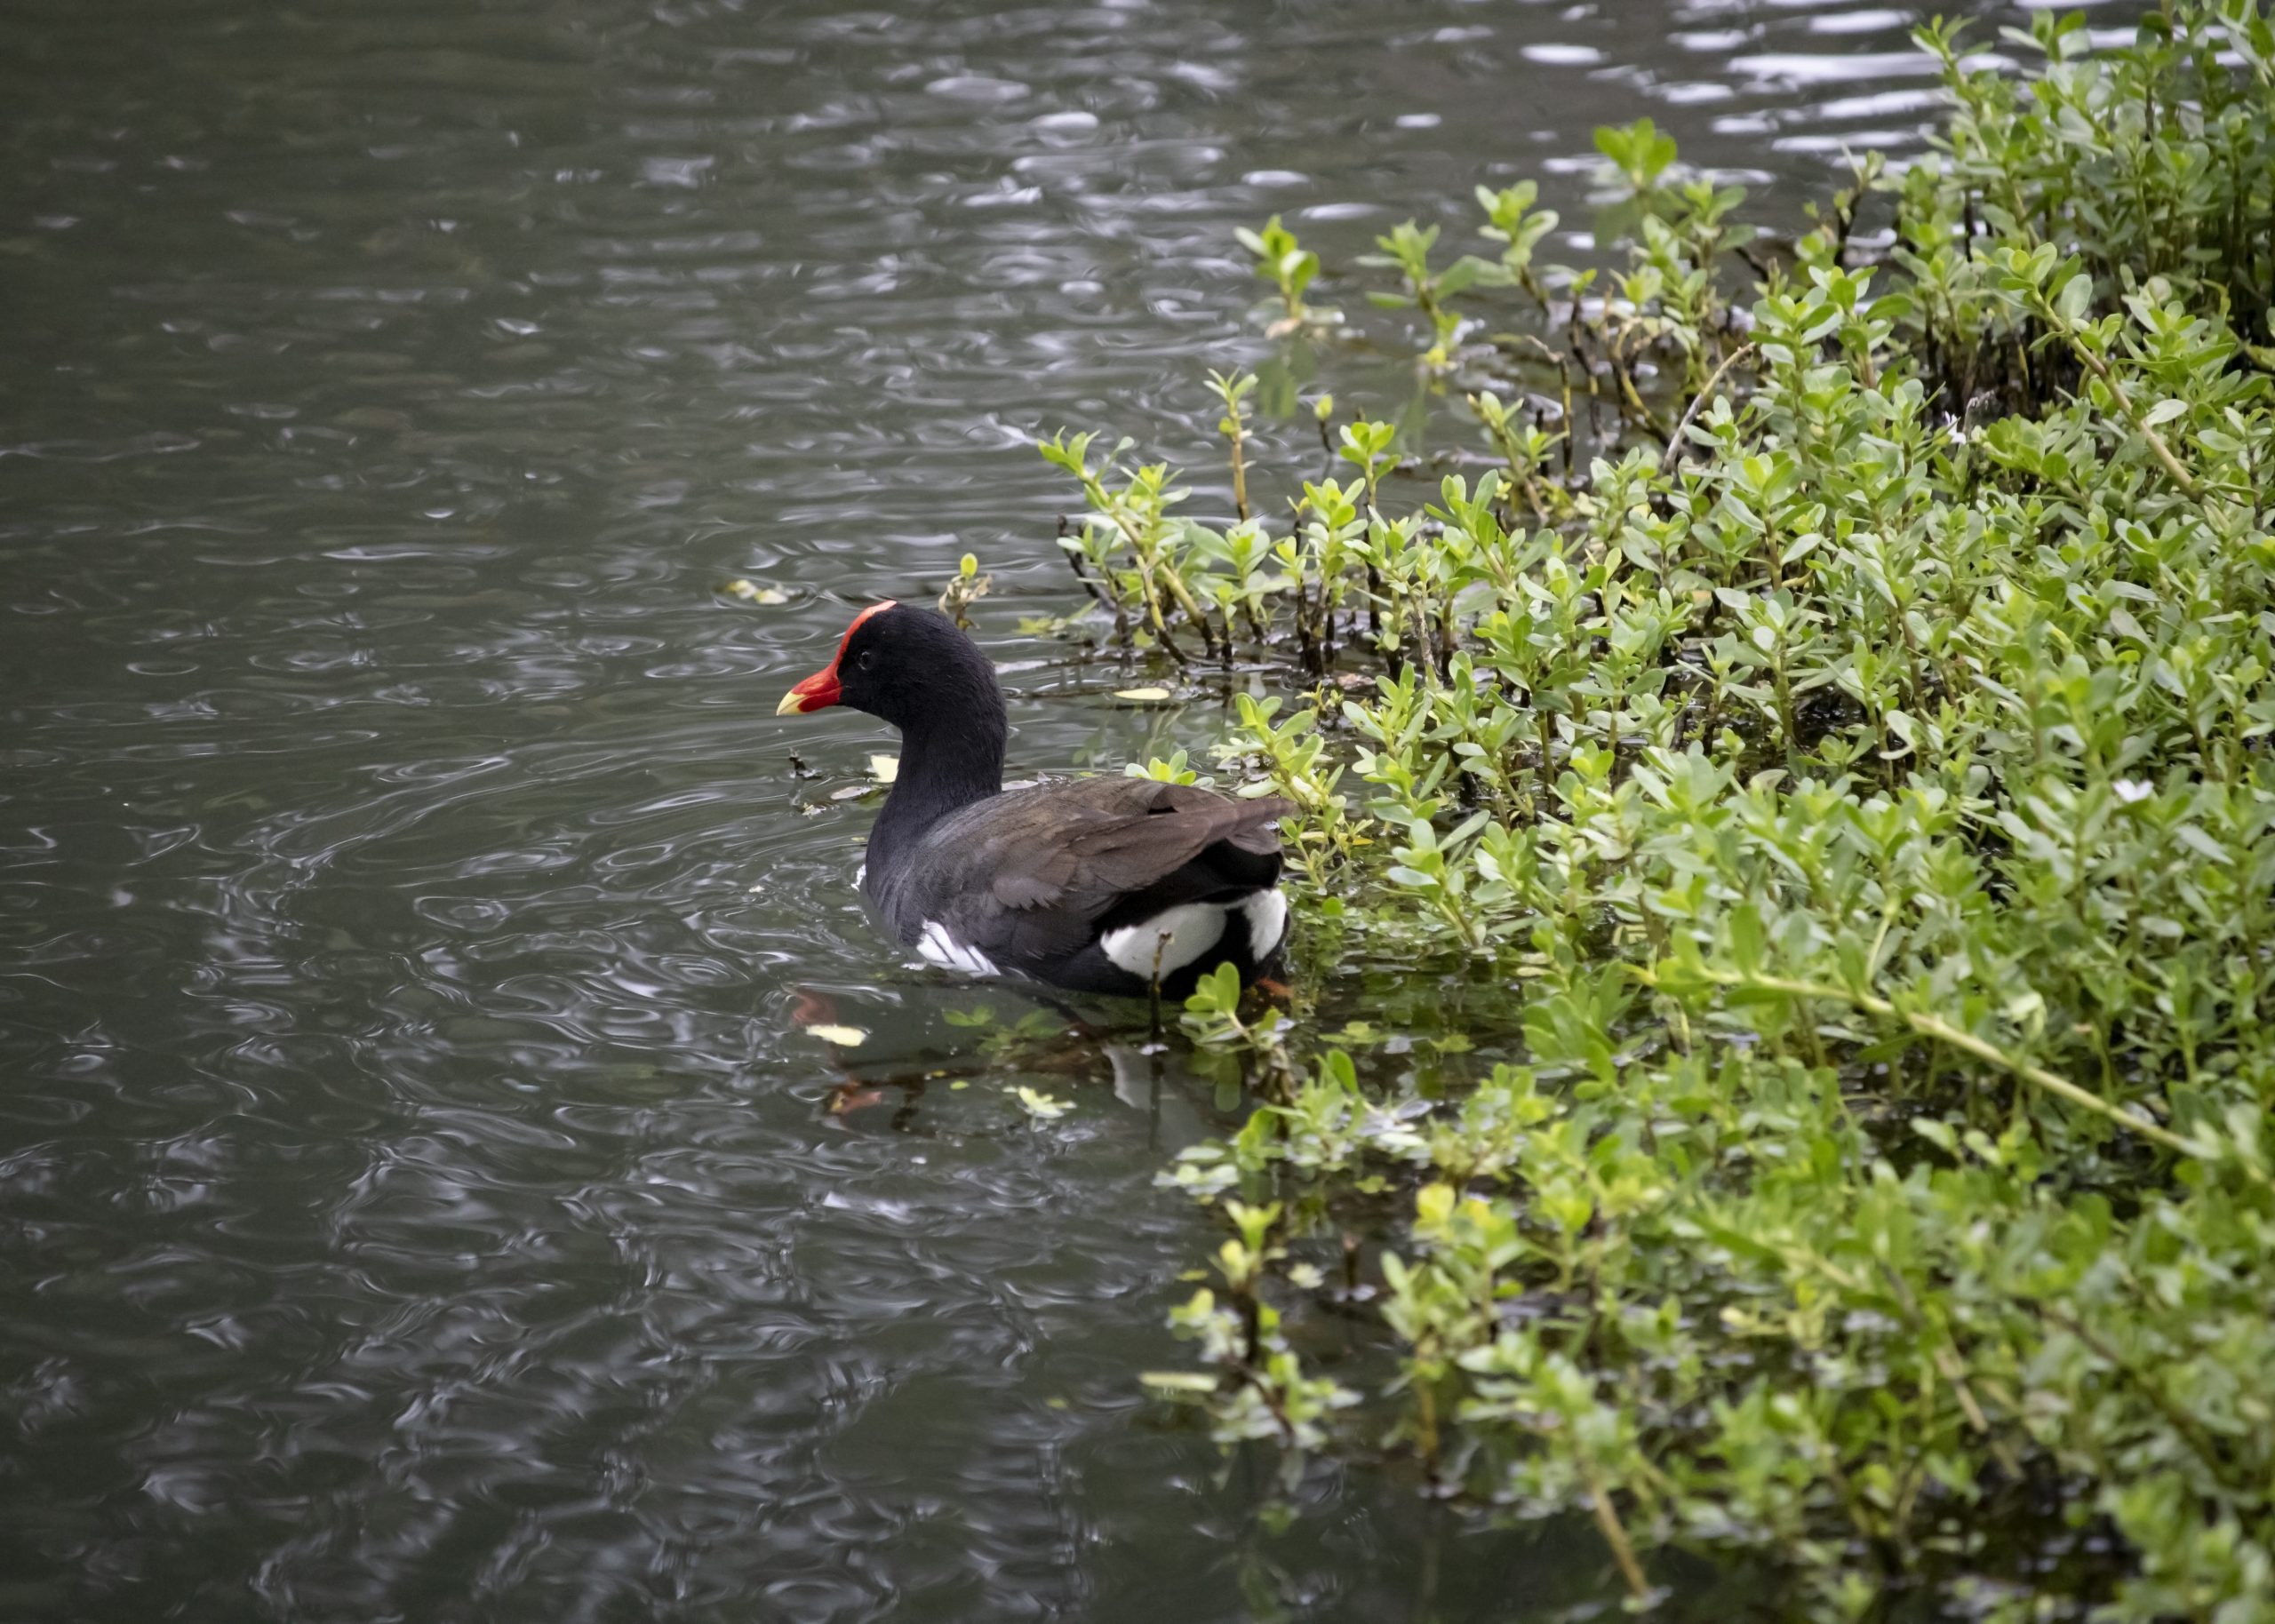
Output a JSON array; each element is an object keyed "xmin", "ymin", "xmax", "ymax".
[
  {"xmin": 775, "ymin": 669, "xmax": 840, "ymax": 715},
  {"xmin": 776, "ymin": 600, "xmax": 895, "ymax": 717}
]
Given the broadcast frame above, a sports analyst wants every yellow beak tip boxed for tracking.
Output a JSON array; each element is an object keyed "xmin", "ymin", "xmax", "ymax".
[{"xmin": 775, "ymin": 689, "xmax": 806, "ymax": 717}]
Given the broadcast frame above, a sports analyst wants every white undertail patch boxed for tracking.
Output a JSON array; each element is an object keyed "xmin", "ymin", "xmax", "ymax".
[
  {"xmin": 1100, "ymin": 903, "xmax": 1227, "ymax": 980},
  {"xmin": 917, "ymin": 919, "xmax": 999, "ymax": 977},
  {"xmin": 1240, "ymin": 888, "xmax": 1289, "ymax": 960}
]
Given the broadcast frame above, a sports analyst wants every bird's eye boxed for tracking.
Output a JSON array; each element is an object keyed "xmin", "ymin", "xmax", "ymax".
[{"xmin": 857, "ymin": 649, "xmax": 876, "ymax": 672}]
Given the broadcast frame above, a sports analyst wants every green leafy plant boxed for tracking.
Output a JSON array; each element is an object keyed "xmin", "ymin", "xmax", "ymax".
[
  {"xmin": 1041, "ymin": 5, "xmax": 2275, "ymax": 1617},
  {"xmin": 1234, "ymin": 213, "xmax": 1340, "ymax": 336}
]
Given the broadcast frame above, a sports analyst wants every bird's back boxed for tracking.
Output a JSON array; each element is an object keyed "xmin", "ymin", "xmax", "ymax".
[{"xmin": 865, "ymin": 776, "xmax": 1290, "ymax": 995}]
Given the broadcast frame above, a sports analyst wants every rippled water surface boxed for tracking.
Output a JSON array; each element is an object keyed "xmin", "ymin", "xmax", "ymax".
[{"xmin": 3, "ymin": 1, "xmax": 2137, "ymax": 1618}]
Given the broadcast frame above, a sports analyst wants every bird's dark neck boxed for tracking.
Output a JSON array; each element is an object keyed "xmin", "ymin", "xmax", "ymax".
[{"xmin": 867, "ymin": 681, "xmax": 1006, "ymax": 877}]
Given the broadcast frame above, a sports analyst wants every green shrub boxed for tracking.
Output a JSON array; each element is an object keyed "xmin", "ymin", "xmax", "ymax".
[{"xmin": 1053, "ymin": 6, "xmax": 2275, "ymax": 1617}]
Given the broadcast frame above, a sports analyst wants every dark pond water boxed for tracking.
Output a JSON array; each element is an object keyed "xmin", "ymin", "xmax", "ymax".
[{"xmin": 1, "ymin": 1, "xmax": 2138, "ymax": 1618}]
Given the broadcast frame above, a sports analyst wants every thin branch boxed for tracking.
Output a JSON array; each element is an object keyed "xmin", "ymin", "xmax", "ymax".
[
  {"xmin": 2064, "ymin": 338, "xmax": 2203, "ymax": 501},
  {"xmin": 1657, "ymin": 343, "xmax": 1756, "ymax": 479},
  {"xmin": 1629, "ymin": 966, "xmax": 2263, "ymax": 1185},
  {"xmin": 1582, "ymin": 1462, "xmax": 1652, "ymax": 1603}
]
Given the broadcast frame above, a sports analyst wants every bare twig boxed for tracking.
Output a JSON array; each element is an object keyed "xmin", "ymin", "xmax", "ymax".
[
  {"xmin": 1582, "ymin": 1462, "xmax": 1652, "ymax": 1603},
  {"xmin": 1657, "ymin": 343, "xmax": 1756, "ymax": 479},
  {"xmin": 1628, "ymin": 965, "xmax": 2263, "ymax": 1185}
]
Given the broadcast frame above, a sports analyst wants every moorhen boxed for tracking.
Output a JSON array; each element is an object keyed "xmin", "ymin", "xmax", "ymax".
[{"xmin": 776, "ymin": 601, "xmax": 1291, "ymax": 996}]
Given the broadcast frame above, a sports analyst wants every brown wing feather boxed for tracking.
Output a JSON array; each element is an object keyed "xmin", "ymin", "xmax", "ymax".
[
  {"xmin": 879, "ymin": 777, "xmax": 1291, "ymax": 974},
  {"xmin": 985, "ymin": 780, "xmax": 1288, "ymax": 908}
]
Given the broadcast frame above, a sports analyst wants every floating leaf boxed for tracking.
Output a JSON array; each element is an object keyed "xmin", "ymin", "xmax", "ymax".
[
  {"xmin": 806, "ymin": 1024, "xmax": 866, "ymax": 1047},
  {"xmin": 1138, "ymin": 1371, "xmax": 1222, "ymax": 1392},
  {"xmin": 1114, "ymin": 686, "xmax": 1173, "ymax": 703},
  {"xmin": 723, "ymin": 579, "xmax": 790, "ymax": 604},
  {"xmin": 869, "ymin": 753, "xmax": 899, "ymax": 784}
]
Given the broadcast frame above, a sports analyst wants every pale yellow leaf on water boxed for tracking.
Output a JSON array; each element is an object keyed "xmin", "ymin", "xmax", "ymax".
[
  {"xmin": 1139, "ymin": 1371, "xmax": 1222, "ymax": 1392},
  {"xmin": 1114, "ymin": 686, "xmax": 1173, "ymax": 703},
  {"xmin": 724, "ymin": 579, "xmax": 790, "ymax": 604},
  {"xmin": 869, "ymin": 754, "xmax": 899, "ymax": 784},
  {"xmin": 807, "ymin": 1024, "xmax": 867, "ymax": 1047},
  {"xmin": 829, "ymin": 784, "xmax": 869, "ymax": 800}
]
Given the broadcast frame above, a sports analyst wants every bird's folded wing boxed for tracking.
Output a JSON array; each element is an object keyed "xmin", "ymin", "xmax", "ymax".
[{"xmin": 982, "ymin": 781, "xmax": 1290, "ymax": 913}]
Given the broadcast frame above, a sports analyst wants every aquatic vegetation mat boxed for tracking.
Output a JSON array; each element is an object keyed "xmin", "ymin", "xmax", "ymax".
[{"xmin": 1045, "ymin": 7, "xmax": 2275, "ymax": 1617}]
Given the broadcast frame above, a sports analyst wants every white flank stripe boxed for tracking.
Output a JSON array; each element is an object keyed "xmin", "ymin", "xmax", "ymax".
[
  {"xmin": 1100, "ymin": 903, "xmax": 1226, "ymax": 979},
  {"xmin": 917, "ymin": 919, "xmax": 999, "ymax": 977},
  {"xmin": 1240, "ymin": 888, "xmax": 1289, "ymax": 960}
]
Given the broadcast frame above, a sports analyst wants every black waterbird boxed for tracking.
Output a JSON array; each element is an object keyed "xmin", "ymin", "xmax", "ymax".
[{"xmin": 777, "ymin": 601, "xmax": 1291, "ymax": 997}]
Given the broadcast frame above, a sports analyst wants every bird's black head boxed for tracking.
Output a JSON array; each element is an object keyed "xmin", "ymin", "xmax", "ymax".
[{"xmin": 776, "ymin": 600, "xmax": 1004, "ymax": 737}]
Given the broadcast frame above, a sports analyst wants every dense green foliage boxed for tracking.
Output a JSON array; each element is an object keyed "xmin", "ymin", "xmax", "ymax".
[{"xmin": 1046, "ymin": 8, "xmax": 2275, "ymax": 1617}]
